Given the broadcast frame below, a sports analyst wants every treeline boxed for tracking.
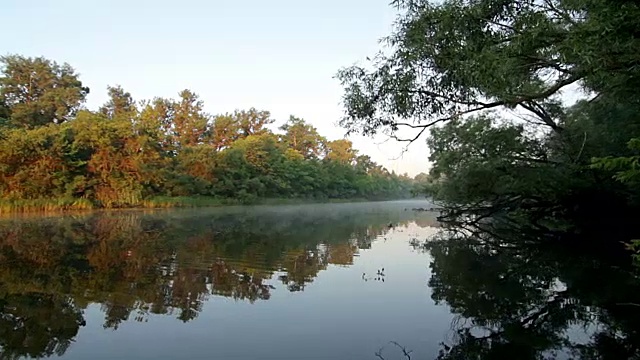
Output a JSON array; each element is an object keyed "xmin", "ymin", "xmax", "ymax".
[{"xmin": 0, "ymin": 55, "xmax": 414, "ymax": 210}]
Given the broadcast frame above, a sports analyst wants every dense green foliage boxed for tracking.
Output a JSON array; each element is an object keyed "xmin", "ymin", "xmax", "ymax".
[
  {"xmin": 0, "ymin": 55, "xmax": 415, "ymax": 211},
  {"xmin": 337, "ymin": 0, "xmax": 640, "ymax": 248}
]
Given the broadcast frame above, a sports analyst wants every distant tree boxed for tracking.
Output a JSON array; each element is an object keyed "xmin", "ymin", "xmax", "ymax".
[
  {"xmin": 326, "ymin": 139, "xmax": 357, "ymax": 164},
  {"xmin": 210, "ymin": 114, "xmax": 240, "ymax": 151},
  {"xmin": 138, "ymin": 97, "xmax": 175, "ymax": 151},
  {"xmin": 99, "ymin": 85, "xmax": 136, "ymax": 120},
  {"xmin": 414, "ymin": 173, "xmax": 430, "ymax": 183},
  {"xmin": 0, "ymin": 54, "xmax": 415, "ymax": 206},
  {"xmin": 172, "ymin": 89, "xmax": 209, "ymax": 147},
  {"xmin": 233, "ymin": 108, "xmax": 274, "ymax": 137},
  {"xmin": 279, "ymin": 116, "xmax": 326, "ymax": 159},
  {"xmin": 354, "ymin": 155, "xmax": 375, "ymax": 174},
  {"xmin": 0, "ymin": 55, "xmax": 89, "ymax": 128}
]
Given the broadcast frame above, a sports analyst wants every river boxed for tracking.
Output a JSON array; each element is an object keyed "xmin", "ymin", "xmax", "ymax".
[{"xmin": 0, "ymin": 200, "xmax": 638, "ymax": 359}]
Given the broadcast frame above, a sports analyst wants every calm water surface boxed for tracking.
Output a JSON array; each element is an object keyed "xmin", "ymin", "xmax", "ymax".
[{"xmin": 1, "ymin": 201, "xmax": 639, "ymax": 359}]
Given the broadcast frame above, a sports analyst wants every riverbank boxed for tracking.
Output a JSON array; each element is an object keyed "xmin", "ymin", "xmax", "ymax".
[{"xmin": 0, "ymin": 196, "xmax": 383, "ymax": 214}]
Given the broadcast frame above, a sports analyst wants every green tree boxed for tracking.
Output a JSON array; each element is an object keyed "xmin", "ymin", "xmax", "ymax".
[
  {"xmin": 71, "ymin": 111, "xmax": 158, "ymax": 206},
  {"xmin": 138, "ymin": 97, "xmax": 175, "ymax": 153},
  {"xmin": 172, "ymin": 89, "xmax": 209, "ymax": 147},
  {"xmin": 337, "ymin": 0, "xmax": 640, "ymax": 139},
  {"xmin": 336, "ymin": 0, "xmax": 640, "ymax": 248},
  {"xmin": 0, "ymin": 54, "xmax": 416, "ymax": 209},
  {"xmin": 0, "ymin": 55, "xmax": 89, "ymax": 128},
  {"xmin": 233, "ymin": 108, "xmax": 274, "ymax": 137},
  {"xmin": 279, "ymin": 116, "xmax": 326, "ymax": 159},
  {"xmin": 99, "ymin": 85, "xmax": 136, "ymax": 120},
  {"xmin": 210, "ymin": 114, "xmax": 240, "ymax": 150},
  {"xmin": 326, "ymin": 139, "xmax": 357, "ymax": 164}
]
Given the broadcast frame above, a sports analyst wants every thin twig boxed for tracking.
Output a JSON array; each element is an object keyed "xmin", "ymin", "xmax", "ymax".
[
  {"xmin": 574, "ymin": 131, "xmax": 587, "ymax": 163},
  {"xmin": 390, "ymin": 341, "xmax": 413, "ymax": 360},
  {"xmin": 374, "ymin": 341, "xmax": 414, "ymax": 360}
]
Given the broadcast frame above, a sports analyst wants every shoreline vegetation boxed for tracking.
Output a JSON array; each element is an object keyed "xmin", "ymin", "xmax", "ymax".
[
  {"xmin": 0, "ymin": 196, "xmax": 415, "ymax": 215},
  {"xmin": 0, "ymin": 55, "xmax": 434, "ymax": 215}
]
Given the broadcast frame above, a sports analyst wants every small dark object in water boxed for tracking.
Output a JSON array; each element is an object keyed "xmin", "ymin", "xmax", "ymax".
[{"xmin": 388, "ymin": 223, "xmax": 394, "ymax": 228}]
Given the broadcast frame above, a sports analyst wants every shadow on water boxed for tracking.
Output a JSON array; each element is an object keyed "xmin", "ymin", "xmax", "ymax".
[
  {"xmin": 413, "ymin": 220, "xmax": 640, "ymax": 360},
  {"xmin": 0, "ymin": 200, "xmax": 438, "ymax": 359}
]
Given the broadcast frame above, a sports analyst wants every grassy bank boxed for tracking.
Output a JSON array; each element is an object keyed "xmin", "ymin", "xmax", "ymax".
[
  {"xmin": 0, "ymin": 196, "xmax": 379, "ymax": 214},
  {"xmin": 0, "ymin": 198, "xmax": 96, "ymax": 214}
]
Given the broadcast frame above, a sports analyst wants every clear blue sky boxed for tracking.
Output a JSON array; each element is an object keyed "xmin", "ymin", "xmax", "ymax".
[{"xmin": 2, "ymin": 0, "xmax": 430, "ymax": 176}]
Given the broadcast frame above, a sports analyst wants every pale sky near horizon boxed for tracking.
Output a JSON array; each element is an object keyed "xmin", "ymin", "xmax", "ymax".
[{"xmin": 2, "ymin": 0, "xmax": 431, "ymax": 176}]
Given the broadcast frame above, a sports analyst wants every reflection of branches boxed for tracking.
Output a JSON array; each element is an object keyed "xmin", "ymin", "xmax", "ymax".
[
  {"xmin": 427, "ymin": 221, "xmax": 640, "ymax": 360},
  {"xmin": 446, "ymin": 315, "xmax": 471, "ymax": 344},
  {"xmin": 375, "ymin": 341, "xmax": 413, "ymax": 360},
  {"xmin": 0, "ymin": 204, "xmax": 437, "ymax": 357},
  {"xmin": 0, "ymin": 294, "xmax": 85, "ymax": 359}
]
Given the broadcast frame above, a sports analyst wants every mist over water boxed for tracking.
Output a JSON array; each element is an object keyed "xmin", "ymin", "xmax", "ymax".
[
  {"xmin": 0, "ymin": 200, "xmax": 638, "ymax": 359},
  {"xmin": 0, "ymin": 201, "xmax": 446, "ymax": 359}
]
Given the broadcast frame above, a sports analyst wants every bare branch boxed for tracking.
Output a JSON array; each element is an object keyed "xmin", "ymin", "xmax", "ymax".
[
  {"xmin": 390, "ymin": 341, "xmax": 413, "ymax": 360},
  {"xmin": 519, "ymin": 101, "xmax": 561, "ymax": 131},
  {"xmin": 370, "ymin": 72, "xmax": 582, "ymax": 148},
  {"xmin": 375, "ymin": 341, "xmax": 413, "ymax": 360},
  {"xmin": 390, "ymin": 122, "xmax": 432, "ymax": 143},
  {"xmin": 388, "ymin": 121, "xmax": 435, "ymax": 129},
  {"xmin": 507, "ymin": 108, "xmax": 550, "ymax": 127}
]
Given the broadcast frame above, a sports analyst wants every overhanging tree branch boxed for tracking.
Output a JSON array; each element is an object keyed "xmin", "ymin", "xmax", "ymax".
[{"xmin": 385, "ymin": 74, "xmax": 581, "ymax": 142}]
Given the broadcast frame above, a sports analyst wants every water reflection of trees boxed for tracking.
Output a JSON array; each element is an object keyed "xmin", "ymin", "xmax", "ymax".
[
  {"xmin": 421, "ymin": 225, "xmax": 640, "ymax": 360},
  {"xmin": 0, "ymin": 294, "xmax": 84, "ymax": 360},
  {"xmin": 0, "ymin": 205, "xmax": 432, "ymax": 358}
]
